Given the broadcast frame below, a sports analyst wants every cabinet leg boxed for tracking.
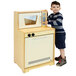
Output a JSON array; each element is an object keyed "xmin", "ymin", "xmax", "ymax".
[
  {"xmin": 22, "ymin": 68, "xmax": 29, "ymax": 73},
  {"xmin": 49, "ymin": 61, "xmax": 55, "ymax": 66},
  {"xmin": 14, "ymin": 58, "xmax": 16, "ymax": 63}
]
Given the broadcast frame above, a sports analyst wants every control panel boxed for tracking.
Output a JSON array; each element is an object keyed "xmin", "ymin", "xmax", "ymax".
[{"xmin": 41, "ymin": 10, "xmax": 47, "ymax": 26}]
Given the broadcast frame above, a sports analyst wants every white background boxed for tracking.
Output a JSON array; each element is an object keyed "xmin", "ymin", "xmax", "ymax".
[{"xmin": 0, "ymin": 0, "xmax": 76, "ymax": 76}]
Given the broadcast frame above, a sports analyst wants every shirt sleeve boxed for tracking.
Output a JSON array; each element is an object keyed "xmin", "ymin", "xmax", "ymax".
[
  {"xmin": 53, "ymin": 14, "xmax": 63, "ymax": 26},
  {"xmin": 47, "ymin": 14, "xmax": 53, "ymax": 24}
]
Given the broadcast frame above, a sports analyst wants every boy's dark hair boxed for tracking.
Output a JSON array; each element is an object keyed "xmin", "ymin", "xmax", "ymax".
[{"xmin": 51, "ymin": 1, "xmax": 60, "ymax": 6}]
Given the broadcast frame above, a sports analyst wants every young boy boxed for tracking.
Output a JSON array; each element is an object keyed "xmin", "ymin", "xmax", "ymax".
[{"xmin": 47, "ymin": 1, "xmax": 67, "ymax": 66}]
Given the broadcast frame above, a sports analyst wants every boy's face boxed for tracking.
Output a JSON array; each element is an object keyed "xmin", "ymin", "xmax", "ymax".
[{"xmin": 51, "ymin": 4, "xmax": 61, "ymax": 14}]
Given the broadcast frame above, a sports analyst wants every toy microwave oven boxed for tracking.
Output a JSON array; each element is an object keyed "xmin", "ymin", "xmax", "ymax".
[{"xmin": 15, "ymin": 10, "xmax": 47, "ymax": 29}]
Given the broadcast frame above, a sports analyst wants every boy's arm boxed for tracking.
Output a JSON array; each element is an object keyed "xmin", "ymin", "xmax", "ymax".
[
  {"xmin": 47, "ymin": 14, "xmax": 53, "ymax": 25},
  {"xmin": 53, "ymin": 14, "xmax": 63, "ymax": 26}
]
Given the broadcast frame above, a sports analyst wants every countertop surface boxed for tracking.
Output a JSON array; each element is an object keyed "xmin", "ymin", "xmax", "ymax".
[{"xmin": 18, "ymin": 26, "xmax": 55, "ymax": 33}]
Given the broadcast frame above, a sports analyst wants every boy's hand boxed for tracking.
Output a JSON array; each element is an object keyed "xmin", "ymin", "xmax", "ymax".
[{"xmin": 45, "ymin": 21, "xmax": 48, "ymax": 25}]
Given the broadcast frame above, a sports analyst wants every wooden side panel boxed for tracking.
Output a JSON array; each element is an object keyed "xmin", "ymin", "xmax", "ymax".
[
  {"xmin": 14, "ymin": 12, "xmax": 18, "ymax": 63},
  {"xmin": 53, "ymin": 30, "xmax": 55, "ymax": 63},
  {"xmin": 14, "ymin": 12, "xmax": 25, "ymax": 70}
]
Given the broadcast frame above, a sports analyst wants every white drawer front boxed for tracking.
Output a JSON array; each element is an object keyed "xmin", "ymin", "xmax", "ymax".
[{"xmin": 25, "ymin": 34, "xmax": 54, "ymax": 68}]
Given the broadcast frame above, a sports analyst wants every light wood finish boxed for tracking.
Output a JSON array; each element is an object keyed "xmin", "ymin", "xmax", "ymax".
[
  {"xmin": 19, "ymin": 26, "xmax": 55, "ymax": 33},
  {"xmin": 15, "ymin": 10, "xmax": 47, "ymax": 14},
  {"xmin": 14, "ymin": 10, "xmax": 55, "ymax": 73},
  {"xmin": 23, "ymin": 61, "xmax": 54, "ymax": 73},
  {"xmin": 14, "ymin": 12, "xmax": 25, "ymax": 71}
]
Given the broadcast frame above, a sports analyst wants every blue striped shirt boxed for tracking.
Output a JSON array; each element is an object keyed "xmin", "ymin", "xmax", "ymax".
[{"xmin": 47, "ymin": 12, "xmax": 65, "ymax": 33}]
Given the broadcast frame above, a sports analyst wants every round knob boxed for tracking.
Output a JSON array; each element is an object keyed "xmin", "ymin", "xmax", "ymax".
[
  {"xmin": 28, "ymin": 34, "xmax": 31, "ymax": 37},
  {"xmin": 32, "ymin": 33, "xmax": 35, "ymax": 37}
]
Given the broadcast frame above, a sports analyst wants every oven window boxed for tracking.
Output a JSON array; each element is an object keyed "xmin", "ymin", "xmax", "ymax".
[{"xmin": 24, "ymin": 15, "xmax": 37, "ymax": 25}]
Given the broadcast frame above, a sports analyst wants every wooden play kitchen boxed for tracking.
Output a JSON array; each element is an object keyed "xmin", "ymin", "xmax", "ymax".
[{"xmin": 14, "ymin": 10, "xmax": 55, "ymax": 73}]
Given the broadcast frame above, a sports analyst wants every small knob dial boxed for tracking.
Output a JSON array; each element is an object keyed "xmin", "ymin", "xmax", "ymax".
[
  {"xmin": 28, "ymin": 34, "xmax": 31, "ymax": 37},
  {"xmin": 32, "ymin": 33, "xmax": 35, "ymax": 37}
]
